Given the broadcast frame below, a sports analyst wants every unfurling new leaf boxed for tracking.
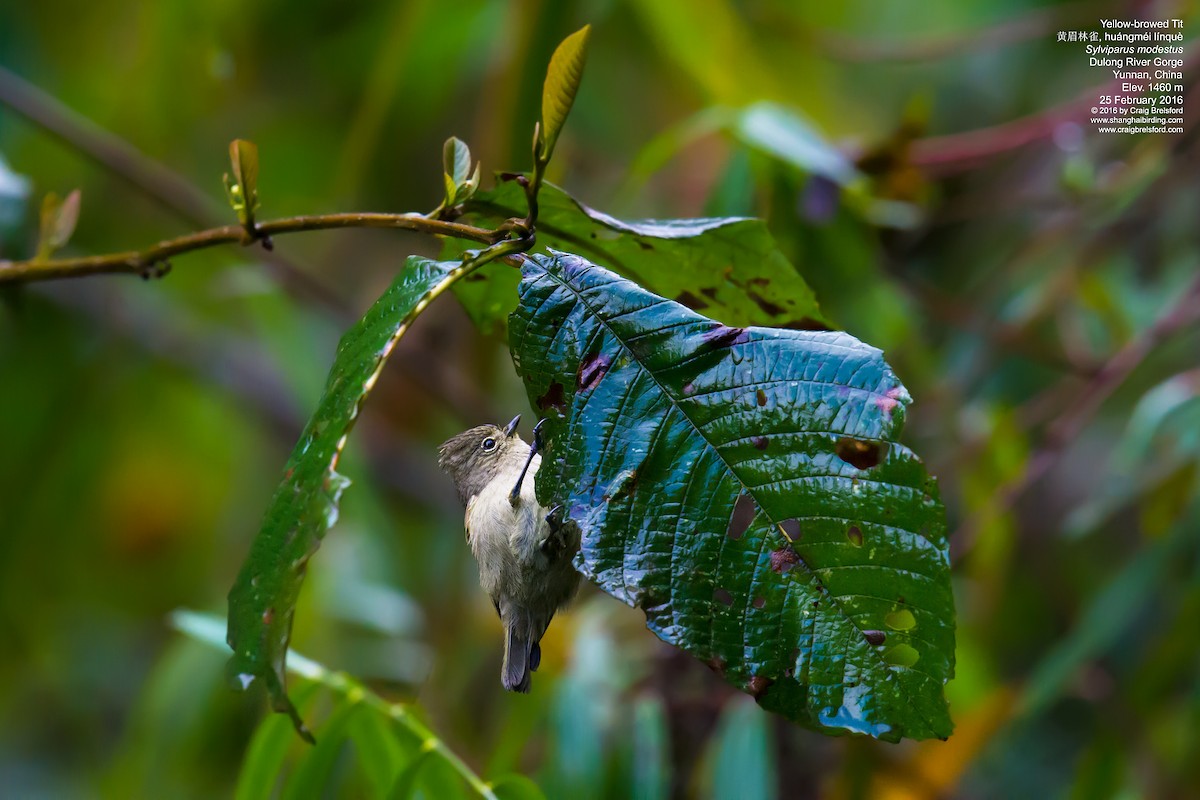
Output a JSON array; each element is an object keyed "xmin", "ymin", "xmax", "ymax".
[
  {"xmin": 441, "ymin": 137, "xmax": 481, "ymax": 210},
  {"xmin": 36, "ymin": 189, "xmax": 81, "ymax": 260},
  {"xmin": 538, "ymin": 25, "xmax": 591, "ymax": 164},
  {"xmin": 224, "ymin": 138, "xmax": 261, "ymax": 233}
]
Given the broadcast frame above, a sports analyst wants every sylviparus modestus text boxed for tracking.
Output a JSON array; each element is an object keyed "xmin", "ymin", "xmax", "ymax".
[{"xmin": 438, "ymin": 415, "xmax": 580, "ymax": 692}]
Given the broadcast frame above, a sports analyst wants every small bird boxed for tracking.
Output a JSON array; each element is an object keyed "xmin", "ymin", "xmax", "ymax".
[{"xmin": 438, "ymin": 415, "xmax": 580, "ymax": 692}]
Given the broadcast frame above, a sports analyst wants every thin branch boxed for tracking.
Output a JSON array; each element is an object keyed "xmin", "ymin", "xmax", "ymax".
[
  {"xmin": 951, "ymin": 271, "xmax": 1200, "ymax": 561},
  {"xmin": 0, "ymin": 213, "xmax": 497, "ymax": 283}
]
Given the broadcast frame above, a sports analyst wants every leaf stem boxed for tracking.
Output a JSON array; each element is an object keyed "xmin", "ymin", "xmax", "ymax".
[{"xmin": 0, "ymin": 213, "xmax": 498, "ymax": 283}]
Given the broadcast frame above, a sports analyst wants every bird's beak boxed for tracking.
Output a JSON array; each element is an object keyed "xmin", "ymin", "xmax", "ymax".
[{"xmin": 503, "ymin": 414, "xmax": 521, "ymax": 438}]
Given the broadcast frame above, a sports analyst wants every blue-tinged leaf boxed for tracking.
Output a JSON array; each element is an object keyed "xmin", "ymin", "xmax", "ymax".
[{"xmin": 509, "ymin": 252, "xmax": 954, "ymax": 742}]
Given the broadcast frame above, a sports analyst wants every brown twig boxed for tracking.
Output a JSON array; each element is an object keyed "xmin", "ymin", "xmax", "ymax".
[
  {"xmin": 951, "ymin": 271, "xmax": 1200, "ymax": 561},
  {"xmin": 0, "ymin": 213, "xmax": 496, "ymax": 283}
]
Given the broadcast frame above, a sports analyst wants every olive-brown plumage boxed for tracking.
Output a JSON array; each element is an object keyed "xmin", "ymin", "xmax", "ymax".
[{"xmin": 438, "ymin": 416, "xmax": 580, "ymax": 692}]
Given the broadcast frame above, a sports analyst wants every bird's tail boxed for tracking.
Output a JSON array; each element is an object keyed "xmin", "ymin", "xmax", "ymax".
[{"xmin": 502, "ymin": 614, "xmax": 533, "ymax": 693}]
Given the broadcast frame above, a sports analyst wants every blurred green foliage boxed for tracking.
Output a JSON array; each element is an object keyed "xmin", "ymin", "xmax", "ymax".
[{"xmin": 1, "ymin": 0, "xmax": 1198, "ymax": 797}]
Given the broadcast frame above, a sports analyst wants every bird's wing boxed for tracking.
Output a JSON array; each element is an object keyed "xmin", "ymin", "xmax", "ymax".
[{"xmin": 464, "ymin": 494, "xmax": 478, "ymax": 543}]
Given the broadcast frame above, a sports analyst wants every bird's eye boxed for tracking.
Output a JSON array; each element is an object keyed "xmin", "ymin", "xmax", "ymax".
[{"xmin": 481, "ymin": 437, "xmax": 497, "ymax": 452}]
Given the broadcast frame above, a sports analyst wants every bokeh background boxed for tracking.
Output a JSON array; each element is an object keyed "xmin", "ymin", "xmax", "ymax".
[{"xmin": 2, "ymin": 0, "xmax": 1199, "ymax": 797}]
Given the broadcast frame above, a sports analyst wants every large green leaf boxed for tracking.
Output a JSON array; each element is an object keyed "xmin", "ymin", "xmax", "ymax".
[
  {"xmin": 448, "ymin": 181, "xmax": 828, "ymax": 335},
  {"xmin": 508, "ymin": 252, "xmax": 954, "ymax": 742},
  {"xmin": 226, "ymin": 256, "xmax": 459, "ymax": 738}
]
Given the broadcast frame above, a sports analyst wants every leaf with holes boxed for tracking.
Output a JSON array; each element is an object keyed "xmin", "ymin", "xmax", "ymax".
[
  {"xmin": 509, "ymin": 252, "xmax": 954, "ymax": 742},
  {"xmin": 446, "ymin": 181, "xmax": 828, "ymax": 335},
  {"xmin": 226, "ymin": 256, "xmax": 460, "ymax": 740}
]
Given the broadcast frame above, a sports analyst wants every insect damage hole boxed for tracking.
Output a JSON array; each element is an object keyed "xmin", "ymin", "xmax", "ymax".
[
  {"xmin": 577, "ymin": 350, "xmax": 612, "ymax": 392},
  {"xmin": 779, "ymin": 518, "xmax": 801, "ymax": 541},
  {"xmin": 835, "ymin": 436, "xmax": 889, "ymax": 470},
  {"xmin": 726, "ymin": 492, "xmax": 757, "ymax": 540}
]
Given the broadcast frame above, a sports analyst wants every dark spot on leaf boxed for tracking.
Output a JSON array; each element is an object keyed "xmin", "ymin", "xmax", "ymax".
[
  {"xmin": 782, "ymin": 317, "xmax": 832, "ymax": 332},
  {"xmin": 747, "ymin": 288, "xmax": 786, "ymax": 317},
  {"xmin": 752, "ymin": 596, "xmax": 766, "ymax": 609},
  {"xmin": 846, "ymin": 525, "xmax": 864, "ymax": 547},
  {"xmin": 284, "ymin": 467, "xmax": 294, "ymax": 481},
  {"xmin": 577, "ymin": 352, "xmax": 612, "ymax": 392},
  {"xmin": 701, "ymin": 287, "xmax": 718, "ymax": 301},
  {"xmin": 675, "ymin": 291, "xmax": 708, "ymax": 310},
  {"xmin": 780, "ymin": 518, "xmax": 801, "ymax": 541},
  {"xmin": 589, "ymin": 232, "xmax": 597, "ymax": 238},
  {"xmin": 702, "ymin": 324, "xmax": 747, "ymax": 349},
  {"xmin": 682, "ymin": 382, "xmax": 695, "ymax": 396},
  {"xmin": 706, "ymin": 656, "xmax": 727, "ymax": 677},
  {"xmin": 836, "ymin": 437, "xmax": 889, "ymax": 470},
  {"xmin": 770, "ymin": 546, "xmax": 799, "ymax": 574},
  {"xmin": 747, "ymin": 675, "xmax": 774, "ymax": 698},
  {"xmin": 640, "ymin": 590, "xmax": 666, "ymax": 610},
  {"xmin": 863, "ymin": 630, "xmax": 886, "ymax": 646},
  {"xmin": 726, "ymin": 493, "xmax": 756, "ymax": 540},
  {"xmin": 752, "ymin": 436, "xmax": 769, "ymax": 451},
  {"xmin": 464, "ymin": 272, "xmax": 488, "ymax": 282},
  {"xmin": 756, "ymin": 389, "xmax": 767, "ymax": 407},
  {"xmin": 618, "ymin": 469, "xmax": 640, "ymax": 497},
  {"xmin": 713, "ymin": 588, "xmax": 734, "ymax": 607},
  {"xmin": 537, "ymin": 381, "xmax": 566, "ymax": 411},
  {"xmin": 636, "ymin": 239, "xmax": 653, "ymax": 250},
  {"xmin": 262, "ymin": 607, "xmax": 275, "ymax": 625}
]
